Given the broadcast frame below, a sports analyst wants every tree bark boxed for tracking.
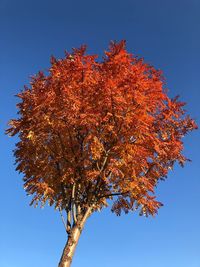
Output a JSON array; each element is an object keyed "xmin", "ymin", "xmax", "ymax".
[{"xmin": 58, "ymin": 208, "xmax": 92, "ymax": 267}]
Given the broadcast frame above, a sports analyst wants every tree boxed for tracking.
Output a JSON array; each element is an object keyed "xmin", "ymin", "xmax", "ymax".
[{"xmin": 7, "ymin": 41, "xmax": 197, "ymax": 267}]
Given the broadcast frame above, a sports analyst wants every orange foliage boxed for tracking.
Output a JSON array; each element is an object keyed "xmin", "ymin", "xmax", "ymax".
[{"xmin": 7, "ymin": 41, "xmax": 197, "ymax": 221}]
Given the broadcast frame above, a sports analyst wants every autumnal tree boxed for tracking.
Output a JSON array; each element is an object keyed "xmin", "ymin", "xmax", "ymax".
[{"xmin": 7, "ymin": 41, "xmax": 197, "ymax": 267}]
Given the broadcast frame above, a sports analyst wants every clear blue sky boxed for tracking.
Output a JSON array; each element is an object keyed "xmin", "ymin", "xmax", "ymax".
[{"xmin": 1, "ymin": 0, "xmax": 200, "ymax": 266}]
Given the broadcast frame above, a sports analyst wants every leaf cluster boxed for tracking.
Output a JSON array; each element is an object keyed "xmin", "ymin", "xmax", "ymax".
[{"xmin": 7, "ymin": 41, "xmax": 197, "ymax": 225}]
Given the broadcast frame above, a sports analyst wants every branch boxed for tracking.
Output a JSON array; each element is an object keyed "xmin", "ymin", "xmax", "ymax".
[
  {"xmin": 142, "ymin": 163, "xmax": 155, "ymax": 177},
  {"xmin": 76, "ymin": 184, "xmax": 81, "ymax": 218},
  {"xmin": 89, "ymin": 171, "xmax": 111, "ymax": 206},
  {"xmin": 84, "ymin": 150, "xmax": 110, "ymax": 206},
  {"xmin": 59, "ymin": 207, "xmax": 68, "ymax": 233},
  {"xmin": 77, "ymin": 204, "xmax": 81, "ymax": 218},
  {"xmin": 66, "ymin": 209, "xmax": 71, "ymax": 234},
  {"xmin": 97, "ymin": 150, "xmax": 110, "ymax": 181},
  {"xmin": 71, "ymin": 183, "xmax": 77, "ymax": 225},
  {"xmin": 100, "ymin": 150, "xmax": 110, "ymax": 172},
  {"xmin": 98, "ymin": 191, "xmax": 129, "ymax": 199}
]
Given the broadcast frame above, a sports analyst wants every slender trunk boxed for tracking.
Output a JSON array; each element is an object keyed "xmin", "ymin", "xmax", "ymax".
[{"xmin": 58, "ymin": 208, "xmax": 92, "ymax": 267}]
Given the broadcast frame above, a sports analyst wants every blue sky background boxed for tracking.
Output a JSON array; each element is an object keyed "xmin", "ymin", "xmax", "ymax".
[{"xmin": 1, "ymin": 0, "xmax": 200, "ymax": 266}]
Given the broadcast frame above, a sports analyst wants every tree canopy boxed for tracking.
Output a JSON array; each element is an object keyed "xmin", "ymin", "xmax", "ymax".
[{"xmin": 7, "ymin": 41, "xmax": 197, "ymax": 229}]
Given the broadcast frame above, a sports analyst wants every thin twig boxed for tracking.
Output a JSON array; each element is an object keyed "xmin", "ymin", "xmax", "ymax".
[
  {"xmin": 59, "ymin": 207, "xmax": 68, "ymax": 233},
  {"xmin": 98, "ymin": 191, "xmax": 129, "ymax": 199}
]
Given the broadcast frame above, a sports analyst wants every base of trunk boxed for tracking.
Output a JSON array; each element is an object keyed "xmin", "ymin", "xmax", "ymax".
[
  {"xmin": 58, "ymin": 208, "xmax": 92, "ymax": 267},
  {"xmin": 58, "ymin": 226, "xmax": 81, "ymax": 267}
]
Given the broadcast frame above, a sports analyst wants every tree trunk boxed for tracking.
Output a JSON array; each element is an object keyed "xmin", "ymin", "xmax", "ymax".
[{"xmin": 58, "ymin": 208, "xmax": 92, "ymax": 267}]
